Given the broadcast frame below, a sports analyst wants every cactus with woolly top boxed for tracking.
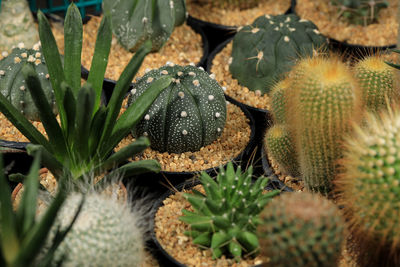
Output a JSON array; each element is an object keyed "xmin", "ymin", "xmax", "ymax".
[
  {"xmin": 258, "ymin": 192, "xmax": 345, "ymax": 267},
  {"xmin": 46, "ymin": 192, "xmax": 144, "ymax": 267},
  {"xmin": 102, "ymin": 0, "xmax": 186, "ymax": 52},
  {"xmin": 355, "ymin": 55, "xmax": 399, "ymax": 113},
  {"xmin": 0, "ymin": 46, "xmax": 56, "ymax": 121},
  {"xmin": 264, "ymin": 124, "xmax": 300, "ymax": 177},
  {"xmin": 336, "ymin": 106, "xmax": 400, "ymax": 267},
  {"xmin": 229, "ymin": 14, "xmax": 327, "ymax": 95},
  {"xmin": 179, "ymin": 162, "xmax": 280, "ymax": 261},
  {"xmin": 128, "ymin": 64, "xmax": 226, "ymax": 153},
  {"xmin": 191, "ymin": 0, "xmax": 261, "ymax": 10},
  {"xmin": 0, "ymin": 0, "xmax": 39, "ymax": 53},
  {"xmin": 331, "ymin": 0, "xmax": 389, "ymax": 25}
]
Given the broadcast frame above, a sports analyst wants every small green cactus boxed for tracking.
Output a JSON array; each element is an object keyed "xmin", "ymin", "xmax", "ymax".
[
  {"xmin": 128, "ymin": 64, "xmax": 226, "ymax": 153},
  {"xmin": 229, "ymin": 14, "xmax": 327, "ymax": 95},
  {"xmin": 270, "ymin": 78, "xmax": 292, "ymax": 124},
  {"xmin": 192, "ymin": 0, "xmax": 261, "ymax": 10},
  {"xmin": 264, "ymin": 124, "xmax": 300, "ymax": 177},
  {"xmin": 331, "ymin": 0, "xmax": 389, "ymax": 25},
  {"xmin": 258, "ymin": 192, "xmax": 345, "ymax": 267},
  {"xmin": 102, "ymin": 0, "xmax": 186, "ymax": 52},
  {"xmin": 354, "ymin": 55, "xmax": 399, "ymax": 113},
  {"xmin": 336, "ymin": 106, "xmax": 400, "ymax": 267},
  {"xmin": 47, "ymin": 192, "xmax": 145, "ymax": 267},
  {"xmin": 0, "ymin": 46, "xmax": 56, "ymax": 121},
  {"xmin": 179, "ymin": 162, "xmax": 280, "ymax": 261}
]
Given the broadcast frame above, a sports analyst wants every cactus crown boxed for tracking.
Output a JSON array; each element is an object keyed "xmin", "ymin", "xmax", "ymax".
[
  {"xmin": 179, "ymin": 162, "xmax": 280, "ymax": 261},
  {"xmin": 258, "ymin": 192, "xmax": 345, "ymax": 267},
  {"xmin": 331, "ymin": 0, "xmax": 389, "ymax": 25},
  {"xmin": 102, "ymin": 0, "xmax": 187, "ymax": 52},
  {"xmin": 0, "ymin": 46, "xmax": 56, "ymax": 121},
  {"xmin": 128, "ymin": 63, "xmax": 226, "ymax": 153},
  {"xmin": 229, "ymin": 14, "xmax": 327, "ymax": 95}
]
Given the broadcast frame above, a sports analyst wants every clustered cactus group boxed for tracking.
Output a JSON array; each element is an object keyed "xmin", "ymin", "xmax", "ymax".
[{"xmin": 331, "ymin": 0, "xmax": 389, "ymax": 25}]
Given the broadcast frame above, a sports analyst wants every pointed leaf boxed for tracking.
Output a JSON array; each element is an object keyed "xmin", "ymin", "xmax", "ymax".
[
  {"xmin": 88, "ymin": 106, "xmax": 108, "ymax": 155},
  {"xmin": 61, "ymin": 82, "xmax": 76, "ymax": 144},
  {"xmin": 211, "ymin": 232, "xmax": 231, "ymax": 249}
]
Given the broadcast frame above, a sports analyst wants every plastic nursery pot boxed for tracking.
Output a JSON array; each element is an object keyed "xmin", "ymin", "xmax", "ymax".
[
  {"xmin": 290, "ymin": 0, "xmax": 396, "ymax": 59},
  {"xmin": 1, "ymin": 147, "xmax": 34, "ymax": 191},
  {"xmin": 123, "ymin": 99, "xmax": 258, "ymax": 198}
]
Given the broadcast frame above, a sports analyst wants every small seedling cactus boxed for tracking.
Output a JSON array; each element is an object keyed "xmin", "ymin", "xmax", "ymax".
[
  {"xmin": 102, "ymin": 0, "xmax": 186, "ymax": 52},
  {"xmin": 258, "ymin": 192, "xmax": 345, "ymax": 267},
  {"xmin": 128, "ymin": 64, "xmax": 226, "ymax": 153},
  {"xmin": 0, "ymin": 46, "xmax": 56, "ymax": 121},
  {"xmin": 331, "ymin": 0, "xmax": 389, "ymax": 25},
  {"xmin": 336, "ymin": 106, "xmax": 400, "ymax": 267},
  {"xmin": 229, "ymin": 14, "xmax": 327, "ymax": 95},
  {"xmin": 179, "ymin": 162, "xmax": 280, "ymax": 261}
]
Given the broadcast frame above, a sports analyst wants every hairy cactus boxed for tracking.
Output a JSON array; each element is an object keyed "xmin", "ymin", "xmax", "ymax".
[
  {"xmin": 0, "ymin": 46, "xmax": 56, "ymax": 121},
  {"xmin": 47, "ymin": 192, "xmax": 144, "ymax": 267},
  {"xmin": 331, "ymin": 0, "xmax": 389, "ymax": 25},
  {"xmin": 354, "ymin": 55, "xmax": 399, "ymax": 113},
  {"xmin": 128, "ymin": 64, "xmax": 226, "ymax": 153},
  {"xmin": 264, "ymin": 124, "xmax": 300, "ymax": 177},
  {"xmin": 258, "ymin": 192, "xmax": 345, "ymax": 267},
  {"xmin": 270, "ymin": 78, "xmax": 292, "ymax": 124},
  {"xmin": 179, "ymin": 162, "xmax": 280, "ymax": 261},
  {"xmin": 0, "ymin": 0, "xmax": 39, "ymax": 53},
  {"xmin": 336, "ymin": 106, "xmax": 400, "ymax": 267},
  {"xmin": 229, "ymin": 14, "xmax": 327, "ymax": 95},
  {"xmin": 192, "ymin": 0, "xmax": 261, "ymax": 10},
  {"xmin": 102, "ymin": 0, "xmax": 186, "ymax": 52}
]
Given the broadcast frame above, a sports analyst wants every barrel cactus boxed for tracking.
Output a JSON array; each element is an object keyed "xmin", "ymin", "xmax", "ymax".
[
  {"xmin": 102, "ymin": 0, "xmax": 186, "ymax": 52},
  {"xmin": 229, "ymin": 14, "xmax": 327, "ymax": 95},
  {"xmin": 46, "ymin": 192, "xmax": 145, "ymax": 267},
  {"xmin": 336, "ymin": 106, "xmax": 400, "ymax": 267},
  {"xmin": 0, "ymin": 0, "xmax": 39, "ymax": 53},
  {"xmin": 258, "ymin": 192, "xmax": 345, "ymax": 267},
  {"xmin": 0, "ymin": 46, "xmax": 56, "ymax": 121},
  {"xmin": 331, "ymin": 0, "xmax": 389, "ymax": 25},
  {"xmin": 128, "ymin": 63, "xmax": 226, "ymax": 153},
  {"xmin": 179, "ymin": 162, "xmax": 280, "ymax": 261}
]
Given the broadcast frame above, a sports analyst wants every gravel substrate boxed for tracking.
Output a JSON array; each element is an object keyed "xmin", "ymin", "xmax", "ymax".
[
  {"xmin": 295, "ymin": 0, "xmax": 398, "ymax": 46},
  {"xmin": 186, "ymin": 0, "xmax": 291, "ymax": 26},
  {"xmin": 115, "ymin": 101, "xmax": 251, "ymax": 173}
]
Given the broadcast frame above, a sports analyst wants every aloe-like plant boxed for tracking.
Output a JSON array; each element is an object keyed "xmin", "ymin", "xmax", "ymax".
[
  {"xmin": 0, "ymin": 152, "xmax": 83, "ymax": 267},
  {"xmin": 0, "ymin": 4, "xmax": 172, "ymax": 184}
]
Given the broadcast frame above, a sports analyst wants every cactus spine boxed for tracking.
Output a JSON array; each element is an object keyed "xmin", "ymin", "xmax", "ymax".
[
  {"xmin": 258, "ymin": 192, "xmax": 345, "ymax": 267},
  {"xmin": 336, "ymin": 106, "xmax": 400, "ymax": 267},
  {"xmin": 270, "ymin": 78, "xmax": 292, "ymax": 124}
]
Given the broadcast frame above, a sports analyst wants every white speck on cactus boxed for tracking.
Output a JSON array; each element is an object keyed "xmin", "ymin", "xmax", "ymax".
[
  {"xmin": 142, "ymin": 17, "xmax": 148, "ymax": 23},
  {"xmin": 166, "ymin": 61, "xmax": 175, "ymax": 66},
  {"xmin": 237, "ymin": 26, "xmax": 243, "ymax": 32},
  {"xmin": 313, "ymin": 29, "xmax": 320, "ymax": 35},
  {"xmin": 228, "ymin": 57, "xmax": 233, "ymax": 65},
  {"xmin": 14, "ymin": 57, "xmax": 21, "ymax": 63},
  {"xmin": 217, "ymin": 128, "xmax": 221, "ymax": 132},
  {"xmin": 33, "ymin": 43, "xmax": 40, "ymax": 51},
  {"xmin": 27, "ymin": 55, "xmax": 35, "ymax": 62},
  {"xmin": 0, "ymin": 70, "xmax": 4, "ymax": 76},
  {"xmin": 274, "ymin": 27, "xmax": 279, "ymax": 31},
  {"xmin": 35, "ymin": 52, "xmax": 41, "ymax": 58},
  {"xmin": 284, "ymin": 36, "xmax": 290, "ymax": 42},
  {"xmin": 20, "ymin": 85, "xmax": 25, "ymax": 91},
  {"xmin": 177, "ymin": 71, "xmax": 183, "ymax": 76},
  {"xmin": 180, "ymin": 111, "xmax": 188, "ymax": 117},
  {"xmin": 189, "ymin": 62, "xmax": 195, "ymax": 66},
  {"xmin": 182, "ymin": 130, "xmax": 188, "ymax": 135},
  {"xmin": 144, "ymin": 114, "xmax": 150, "ymax": 120},
  {"xmin": 145, "ymin": 68, "xmax": 151, "ymax": 73},
  {"xmin": 170, "ymin": 0, "xmax": 174, "ymax": 9},
  {"xmin": 269, "ymin": 20, "xmax": 274, "ymax": 24},
  {"xmin": 208, "ymin": 95, "xmax": 214, "ymax": 101},
  {"xmin": 175, "ymin": 79, "xmax": 181, "ymax": 84},
  {"xmin": 265, "ymin": 14, "xmax": 271, "ymax": 19},
  {"xmin": 146, "ymin": 77, "xmax": 154, "ymax": 83},
  {"xmin": 198, "ymin": 66, "xmax": 204, "ymax": 71},
  {"xmin": 285, "ymin": 17, "xmax": 291, "ymax": 23},
  {"xmin": 21, "ymin": 52, "xmax": 28, "ymax": 58},
  {"xmin": 143, "ymin": 132, "xmax": 148, "ymax": 136},
  {"xmin": 209, "ymin": 73, "xmax": 215, "ymax": 79},
  {"xmin": 188, "ymin": 72, "xmax": 196, "ymax": 76},
  {"xmin": 300, "ymin": 19, "xmax": 308, "ymax": 22},
  {"xmin": 279, "ymin": 23, "xmax": 283, "ymax": 27},
  {"xmin": 1, "ymin": 51, "xmax": 9, "ymax": 57},
  {"xmin": 19, "ymin": 100, "xmax": 24, "ymax": 104},
  {"xmin": 215, "ymin": 112, "xmax": 221, "ymax": 118},
  {"xmin": 35, "ymin": 59, "xmax": 41, "ymax": 65},
  {"xmin": 255, "ymin": 90, "xmax": 262, "ymax": 96},
  {"xmin": 222, "ymin": 86, "xmax": 227, "ymax": 91},
  {"xmin": 289, "ymin": 27, "xmax": 296, "ymax": 32},
  {"xmin": 17, "ymin": 42, "xmax": 25, "ymax": 49},
  {"xmin": 131, "ymin": 89, "xmax": 137, "ymax": 95},
  {"xmin": 193, "ymin": 79, "xmax": 200, "ymax": 86},
  {"xmin": 161, "ymin": 70, "xmax": 168, "ymax": 75},
  {"xmin": 46, "ymin": 74, "xmax": 50, "ymax": 79},
  {"xmin": 251, "ymin": 28, "xmax": 260, "ymax": 33},
  {"xmin": 178, "ymin": 91, "xmax": 185, "ymax": 98}
]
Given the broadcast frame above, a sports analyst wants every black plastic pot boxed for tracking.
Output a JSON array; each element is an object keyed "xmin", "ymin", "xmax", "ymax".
[
  {"xmin": 1, "ymin": 148, "xmax": 34, "ymax": 191},
  {"xmin": 149, "ymin": 176, "xmax": 289, "ymax": 267}
]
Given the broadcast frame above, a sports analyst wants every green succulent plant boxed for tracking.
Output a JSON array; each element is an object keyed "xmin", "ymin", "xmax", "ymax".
[
  {"xmin": 0, "ymin": 151, "xmax": 83, "ymax": 267},
  {"xmin": 102, "ymin": 0, "xmax": 186, "ymax": 52},
  {"xmin": 192, "ymin": 0, "xmax": 261, "ymax": 10},
  {"xmin": 0, "ymin": 46, "xmax": 56, "ymax": 121},
  {"xmin": 179, "ymin": 162, "xmax": 280, "ymax": 261},
  {"xmin": 0, "ymin": 3, "xmax": 172, "ymax": 185},
  {"xmin": 331, "ymin": 0, "xmax": 389, "ymax": 25},
  {"xmin": 128, "ymin": 64, "xmax": 226, "ymax": 153}
]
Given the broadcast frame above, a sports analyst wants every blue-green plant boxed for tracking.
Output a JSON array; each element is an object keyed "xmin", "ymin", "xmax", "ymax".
[
  {"xmin": 102, "ymin": 0, "xmax": 187, "ymax": 52},
  {"xmin": 128, "ymin": 64, "xmax": 226, "ymax": 153},
  {"xmin": 331, "ymin": 0, "xmax": 389, "ymax": 25},
  {"xmin": 0, "ymin": 3, "xmax": 172, "ymax": 184},
  {"xmin": 179, "ymin": 162, "xmax": 280, "ymax": 261}
]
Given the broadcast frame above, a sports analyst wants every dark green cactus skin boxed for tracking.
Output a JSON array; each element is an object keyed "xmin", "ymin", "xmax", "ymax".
[
  {"xmin": 102, "ymin": 0, "xmax": 186, "ymax": 52},
  {"xmin": 179, "ymin": 162, "xmax": 280, "ymax": 261},
  {"xmin": 331, "ymin": 0, "xmax": 388, "ymax": 25},
  {"xmin": 0, "ymin": 47, "xmax": 56, "ymax": 121},
  {"xmin": 128, "ymin": 64, "xmax": 226, "ymax": 153},
  {"xmin": 258, "ymin": 192, "xmax": 345, "ymax": 267},
  {"xmin": 193, "ymin": 0, "xmax": 261, "ymax": 10},
  {"xmin": 229, "ymin": 14, "xmax": 327, "ymax": 95}
]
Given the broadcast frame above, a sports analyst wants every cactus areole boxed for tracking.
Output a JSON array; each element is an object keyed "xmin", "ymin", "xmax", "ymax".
[
  {"xmin": 128, "ymin": 64, "xmax": 227, "ymax": 153},
  {"xmin": 230, "ymin": 14, "xmax": 327, "ymax": 95}
]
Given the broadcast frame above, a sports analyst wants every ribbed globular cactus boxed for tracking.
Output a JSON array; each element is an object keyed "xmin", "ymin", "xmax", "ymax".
[
  {"xmin": 264, "ymin": 124, "xmax": 300, "ymax": 177},
  {"xmin": 336, "ymin": 107, "xmax": 400, "ymax": 267},
  {"xmin": 0, "ymin": 46, "xmax": 56, "ymax": 121},
  {"xmin": 258, "ymin": 192, "xmax": 345, "ymax": 267},
  {"xmin": 47, "ymin": 192, "xmax": 144, "ymax": 267},
  {"xmin": 229, "ymin": 14, "xmax": 327, "ymax": 95},
  {"xmin": 102, "ymin": 0, "xmax": 186, "ymax": 52},
  {"xmin": 128, "ymin": 64, "xmax": 226, "ymax": 153},
  {"xmin": 354, "ymin": 55, "xmax": 399, "ymax": 113},
  {"xmin": 331, "ymin": 0, "xmax": 389, "ymax": 25},
  {"xmin": 179, "ymin": 162, "xmax": 280, "ymax": 261}
]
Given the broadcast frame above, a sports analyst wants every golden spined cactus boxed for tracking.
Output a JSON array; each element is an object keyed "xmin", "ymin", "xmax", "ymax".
[{"xmin": 270, "ymin": 78, "xmax": 291, "ymax": 125}]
